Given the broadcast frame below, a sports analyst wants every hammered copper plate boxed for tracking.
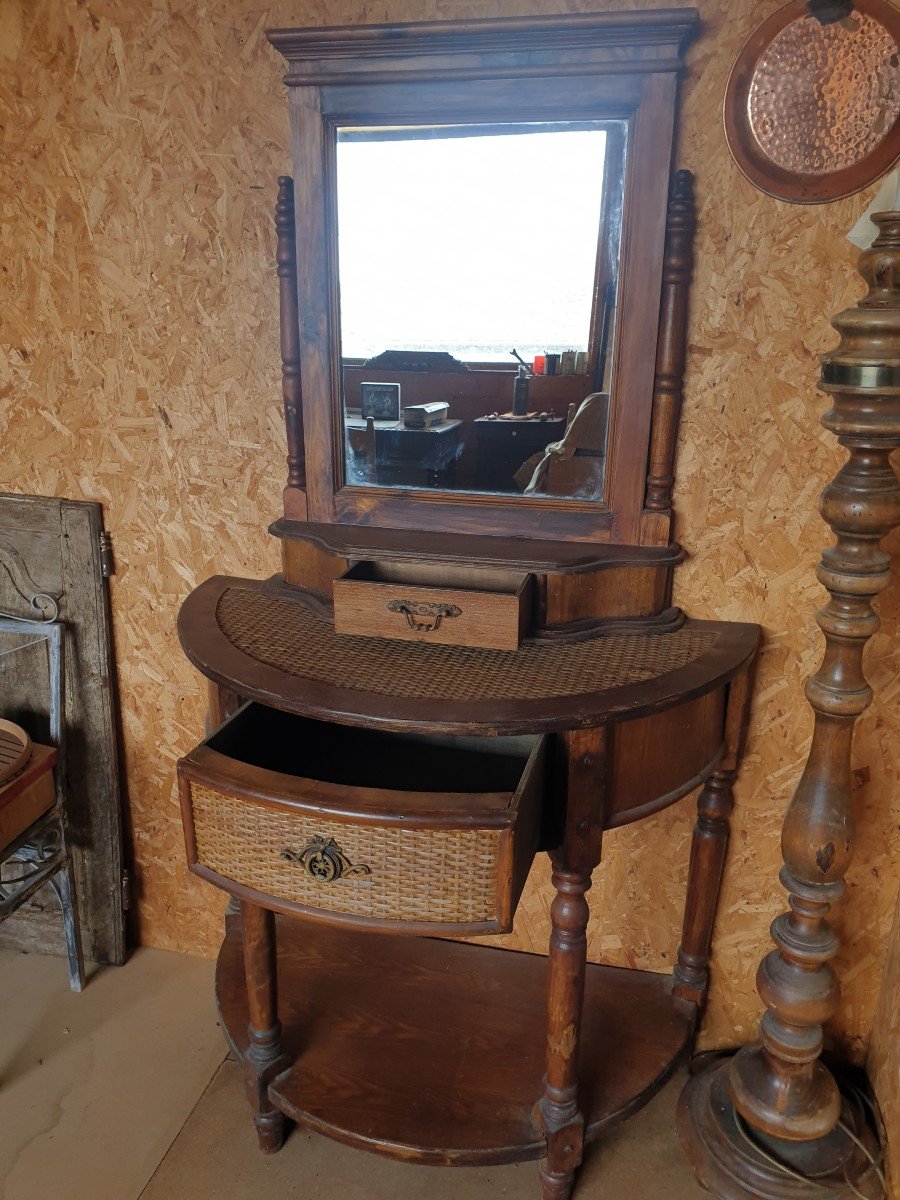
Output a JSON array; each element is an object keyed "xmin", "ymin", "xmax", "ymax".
[{"xmin": 725, "ymin": 0, "xmax": 900, "ymax": 203}]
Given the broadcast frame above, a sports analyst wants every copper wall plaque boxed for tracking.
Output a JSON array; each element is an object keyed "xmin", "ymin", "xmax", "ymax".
[{"xmin": 724, "ymin": 0, "xmax": 900, "ymax": 203}]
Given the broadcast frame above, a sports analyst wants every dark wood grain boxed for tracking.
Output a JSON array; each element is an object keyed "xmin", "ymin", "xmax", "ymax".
[
  {"xmin": 607, "ymin": 688, "xmax": 726, "ymax": 828},
  {"xmin": 240, "ymin": 901, "xmax": 289, "ymax": 1153},
  {"xmin": 541, "ymin": 564, "xmax": 672, "ymax": 625},
  {"xmin": 268, "ymin": 10, "xmax": 699, "ymax": 83},
  {"xmin": 206, "ymin": 679, "xmax": 243, "ymax": 732},
  {"xmin": 672, "ymin": 666, "xmax": 753, "ymax": 1006},
  {"xmin": 216, "ymin": 914, "xmax": 695, "ymax": 1165},
  {"xmin": 678, "ymin": 1062, "xmax": 883, "ymax": 1200},
  {"xmin": 605, "ymin": 69, "xmax": 679, "ymax": 546},
  {"xmin": 181, "ymin": 719, "xmax": 540, "ymax": 828},
  {"xmin": 277, "ymin": 543, "xmax": 683, "ymax": 632},
  {"xmin": 283, "ymin": 83, "xmax": 332, "ymax": 524},
  {"xmin": 267, "ymin": 10, "xmax": 698, "ymax": 546},
  {"xmin": 536, "ymin": 728, "xmax": 607, "ymax": 1199},
  {"xmin": 643, "ymin": 170, "xmax": 695, "ymax": 543},
  {"xmin": 275, "ymin": 177, "xmax": 306, "ymax": 502},
  {"xmin": 271, "ymin": 519, "xmax": 684, "ymax": 574},
  {"xmin": 176, "ymin": 693, "xmax": 742, "ymax": 938}
]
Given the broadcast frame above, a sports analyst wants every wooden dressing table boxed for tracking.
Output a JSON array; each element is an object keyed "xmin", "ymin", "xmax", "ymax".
[{"xmin": 176, "ymin": 12, "xmax": 759, "ymax": 1199}]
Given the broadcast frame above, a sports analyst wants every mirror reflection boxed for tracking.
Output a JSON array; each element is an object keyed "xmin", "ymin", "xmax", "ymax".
[{"xmin": 336, "ymin": 121, "xmax": 625, "ymax": 500}]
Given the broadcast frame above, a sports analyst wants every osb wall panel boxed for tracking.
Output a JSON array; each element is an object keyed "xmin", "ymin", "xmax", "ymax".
[
  {"xmin": 1, "ymin": 0, "xmax": 897, "ymax": 1059},
  {"xmin": 868, "ymin": 888, "xmax": 900, "ymax": 1188}
]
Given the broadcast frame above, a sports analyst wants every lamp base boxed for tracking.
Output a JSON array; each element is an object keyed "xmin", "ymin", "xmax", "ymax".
[{"xmin": 677, "ymin": 1058, "xmax": 882, "ymax": 1200}]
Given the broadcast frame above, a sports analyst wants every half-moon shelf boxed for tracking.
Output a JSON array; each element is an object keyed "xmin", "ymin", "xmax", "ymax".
[{"xmin": 216, "ymin": 914, "xmax": 696, "ymax": 1165}]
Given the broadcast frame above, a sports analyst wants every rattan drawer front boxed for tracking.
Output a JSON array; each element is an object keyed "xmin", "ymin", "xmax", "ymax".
[
  {"xmin": 189, "ymin": 782, "xmax": 501, "ymax": 926},
  {"xmin": 178, "ymin": 703, "xmax": 546, "ymax": 934}
]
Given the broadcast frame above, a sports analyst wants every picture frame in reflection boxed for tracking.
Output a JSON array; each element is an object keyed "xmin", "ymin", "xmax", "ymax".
[{"xmin": 360, "ymin": 381, "xmax": 401, "ymax": 421}]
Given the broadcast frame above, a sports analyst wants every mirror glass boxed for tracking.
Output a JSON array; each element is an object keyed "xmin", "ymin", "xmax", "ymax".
[{"xmin": 335, "ymin": 121, "xmax": 625, "ymax": 500}]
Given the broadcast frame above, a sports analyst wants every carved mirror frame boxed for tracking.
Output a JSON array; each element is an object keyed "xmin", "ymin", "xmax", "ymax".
[{"xmin": 268, "ymin": 10, "xmax": 699, "ymax": 547}]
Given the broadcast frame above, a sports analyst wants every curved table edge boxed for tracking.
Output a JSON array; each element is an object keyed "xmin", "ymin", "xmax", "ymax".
[{"xmin": 178, "ymin": 575, "xmax": 761, "ymax": 736}]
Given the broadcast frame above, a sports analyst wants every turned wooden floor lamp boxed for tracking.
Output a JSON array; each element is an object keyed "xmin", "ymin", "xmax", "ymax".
[
  {"xmin": 678, "ymin": 210, "xmax": 899, "ymax": 1200},
  {"xmin": 679, "ymin": 5, "xmax": 900, "ymax": 1196}
]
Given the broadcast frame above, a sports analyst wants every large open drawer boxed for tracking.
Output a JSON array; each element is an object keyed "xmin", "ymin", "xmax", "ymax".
[{"xmin": 178, "ymin": 702, "xmax": 546, "ymax": 935}]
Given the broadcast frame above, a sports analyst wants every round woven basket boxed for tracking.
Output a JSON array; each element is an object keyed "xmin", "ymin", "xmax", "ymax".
[{"xmin": 0, "ymin": 718, "xmax": 32, "ymax": 786}]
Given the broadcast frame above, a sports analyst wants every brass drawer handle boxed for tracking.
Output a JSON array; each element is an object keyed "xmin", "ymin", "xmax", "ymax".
[
  {"xmin": 282, "ymin": 835, "xmax": 371, "ymax": 883},
  {"xmin": 387, "ymin": 599, "xmax": 462, "ymax": 633}
]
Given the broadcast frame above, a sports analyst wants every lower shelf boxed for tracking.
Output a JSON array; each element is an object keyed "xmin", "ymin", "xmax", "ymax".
[{"xmin": 217, "ymin": 914, "xmax": 695, "ymax": 1166}]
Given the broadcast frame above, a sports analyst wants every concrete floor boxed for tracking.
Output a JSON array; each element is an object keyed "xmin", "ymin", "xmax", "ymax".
[{"xmin": 0, "ymin": 946, "xmax": 708, "ymax": 1200}]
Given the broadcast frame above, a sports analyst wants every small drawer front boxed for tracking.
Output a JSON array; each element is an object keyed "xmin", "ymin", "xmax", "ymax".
[
  {"xmin": 186, "ymin": 780, "xmax": 503, "ymax": 927},
  {"xmin": 178, "ymin": 703, "xmax": 545, "ymax": 934},
  {"xmin": 333, "ymin": 563, "xmax": 530, "ymax": 650}
]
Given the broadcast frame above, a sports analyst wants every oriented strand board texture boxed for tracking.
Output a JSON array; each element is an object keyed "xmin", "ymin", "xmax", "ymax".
[
  {"xmin": 1, "ymin": 0, "xmax": 897, "ymax": 1060},
  {"xmin": 868, "ymin": 888, "xmax": 900, "ymax": 1189}
]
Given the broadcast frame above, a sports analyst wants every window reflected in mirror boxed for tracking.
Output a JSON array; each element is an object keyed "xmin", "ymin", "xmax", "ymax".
[{"xmin": 335, "ymin": 121, "xmax": 626, "ymax": 501}]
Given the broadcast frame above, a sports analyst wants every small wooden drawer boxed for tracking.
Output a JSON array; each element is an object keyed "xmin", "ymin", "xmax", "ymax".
[
  {"xmin": 178, "ymin": 703, "xmax": 545, "ymax": 934},
  {"xmin": 333, "ymin": 561, "xmax": 531, "ymax": 650}
]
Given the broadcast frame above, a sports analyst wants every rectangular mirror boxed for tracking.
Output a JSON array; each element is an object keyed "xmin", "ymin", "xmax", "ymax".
[{"xmin": 335, "ymin": 121, "xmax": 626, "ymax": 501}]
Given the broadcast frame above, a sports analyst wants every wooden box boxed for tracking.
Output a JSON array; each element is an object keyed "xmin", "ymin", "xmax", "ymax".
[
  {"xmin": 0, "ymin": 743, "xmax": 57, "ymax": 847},
  {"xmin": 333, "ymin": 561, "xmax": 531, "ymax": 650},
  {"xmin": 178, "ymin": 703, "xmax": 545, "ymax": 935}
]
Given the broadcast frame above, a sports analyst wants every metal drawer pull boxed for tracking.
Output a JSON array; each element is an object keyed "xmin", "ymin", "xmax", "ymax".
[
  {"xmin": 387, "ymin": 599, "xmax": 462, "ymax": 633},
  {"xmin": 282, "ymin": 835, "xmax": 371, "ymax": 883}
]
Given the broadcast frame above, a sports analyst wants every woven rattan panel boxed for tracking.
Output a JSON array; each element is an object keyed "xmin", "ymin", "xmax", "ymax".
[
  {"xmin": 190, "ymin": 783, "xmax": 501, "ymax": 925},
  {"xmin": 215, "ymin": 587, "xmax": 719, "ymax": 703}
]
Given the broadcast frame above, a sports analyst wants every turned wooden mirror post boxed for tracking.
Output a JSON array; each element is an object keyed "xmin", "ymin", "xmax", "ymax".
[
  {"xmin": 679, "ymin": 213, "xmax": 900, "ymax": 1200},
  {"xmin": 275, "ymin": 175, "xmax": 306, "ymax": 512}
]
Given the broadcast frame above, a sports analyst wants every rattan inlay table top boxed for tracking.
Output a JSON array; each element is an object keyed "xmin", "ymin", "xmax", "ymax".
[
  {"xmin": 214, "ymin": 585, "xmax": 719, "ymax": 703},
  {"xmin": 178, "ymin": 577, "xmax": 759, "ymax": 732}
]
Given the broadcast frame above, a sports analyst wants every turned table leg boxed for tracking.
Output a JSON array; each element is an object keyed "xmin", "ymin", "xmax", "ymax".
[
  {"xmin": 672, "ymin": 770, "xmax": 735, "ymax": 1006},
  {"xmin": 536, "ymin": 728, "xmax": 607, "ymax": 1200},
  {"xmin": 241, "ymin": 900, "xmax": 289, "ymax": 1152},
  {"xmin": 674, "ymin": 667, "xmax": 753, "ymax": 1006}
]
